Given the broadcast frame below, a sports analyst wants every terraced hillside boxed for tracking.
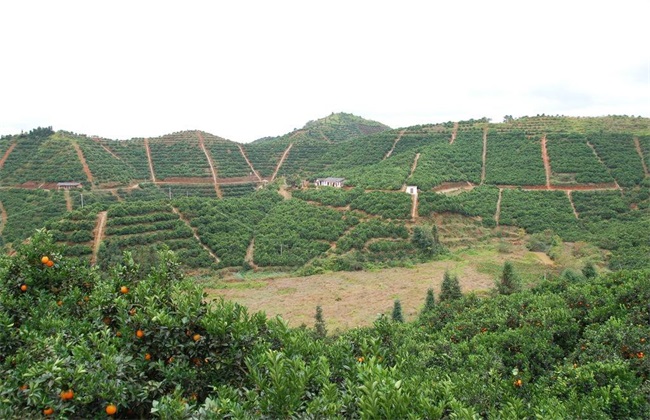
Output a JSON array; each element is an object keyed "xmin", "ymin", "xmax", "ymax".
[{"xmin": 1, "ymin": 115, "xmax": 649, "ymax": 271}]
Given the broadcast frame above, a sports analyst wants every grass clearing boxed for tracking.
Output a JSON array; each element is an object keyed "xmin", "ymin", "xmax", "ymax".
[{"xmin": 203, "ymin": 238, "xmax": 568, "ymax": 331}]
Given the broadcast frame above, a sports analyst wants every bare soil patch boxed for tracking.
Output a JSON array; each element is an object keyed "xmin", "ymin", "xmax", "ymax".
[{"xmin": 197, "ymin": 131, "xmax": 222, "ymax": 198}]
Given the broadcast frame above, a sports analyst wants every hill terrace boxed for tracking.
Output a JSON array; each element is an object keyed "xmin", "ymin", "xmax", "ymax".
[{"xmin": 314, "ymin": 177, "xmax": 345, "ymax": 188}]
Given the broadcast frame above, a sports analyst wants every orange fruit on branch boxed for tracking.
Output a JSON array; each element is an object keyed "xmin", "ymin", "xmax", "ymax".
[
  {"xmin": 60, "ymin": 389, "xmax": 74, "ymax": 400},
  {"xmin": 120, "ymin": 286, "xmax": 129, "ymax": 294},
  {"xmin": 105, "ymin": 404, "xmax": 117, "ymax": 416},
  {"xmin": 192, "ymin": 333, "xmax": 201, "ymax": 342},
  {"xmin": 41, "ymin": 256, "xmax": 49, "ymax": 264},
  {"xmin": 20, "ymin": 284, "xmax": 27, "ymax": 292},
  {"xmin": 136, "ymin": 329, "xmax": 144, "ymax": 339},
  {"xmin": 43, "ymin": 407, "xmax": 54, "ymax": 416},
  {"xmin": 46, "ymin": 260, "xmax": 54, "ymax": 267}
]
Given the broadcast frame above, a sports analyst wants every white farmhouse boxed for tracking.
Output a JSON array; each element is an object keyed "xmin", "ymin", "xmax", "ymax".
[{"xmin": 314, "ymin": 177, "xmax": 346, "ymax": 188}]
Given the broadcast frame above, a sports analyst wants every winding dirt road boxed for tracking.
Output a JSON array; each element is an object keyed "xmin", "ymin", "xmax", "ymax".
[{"xmin": 64, "ymin": 190, "xmax": 72, "ymax": 212}]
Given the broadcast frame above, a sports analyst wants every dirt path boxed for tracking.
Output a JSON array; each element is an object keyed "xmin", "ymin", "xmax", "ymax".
[
  {"xmin": 64, "ymin": 190, "xmax": 72, "ymax": 212},
  {"xmin": 271, "ymin": 143, "xmax": 293, "ymax": 182},
  {"xmin": 289, "ymin": 130, "xmax": 306, "ymax": 139},
  {"xmin": 144, "ymin": 138, "xmax": 156, "ymax": 182},
  {"xmin": 0, "ymin": 142, "xmax": 16, "ymax": 169},
  {"xmin": 319, "ymin": 130, "xmax": 332, "ymax": 144},
  {"xmin": 171, "ymin": 206, "xmax": 220, "ymax": 264},
  {"xmin": 586, "ymin": 140, "xmax": 620, "ymax": 188},
  {"xmin": 90, "ymin": 211, "xmax": 107, "ymax": 266},
  {"xmin": 278, "ymin": 182, "xmax": 292, "ymax": 200},
  {"xmin": 634, "ymin": 137, "xmax": 649, "ymax": 176},
  {"xmin": 72, "ymin": 141, "xmax": 94, "ymax": 184},
  {"xmin": 237, "ymin": 145, "xmax": 263, "ymax": 181},
  {"xmin": 409, "ymin": 152, "xmax": 420, "ymax": 178},
  {"xmin": 494, "ymin": 188, "xmax": 503, "ymax": 226},
  {"xmin": 93, "ymin": 137, "xmax": 121, "ymax": 160},
  {"xmin": 481, "ymin": 127, "xmax": 488, "ymax": 184},
  {"xmin": 109, "ymin": 189, "xmax": 123, "ymax": 202},
  {"xmin": 567, "ymin": 190, "xmax": 579, "ymax": 219},
  {"xmin": 449, "ymin": 121, "xmax": 459, "ymax": 144},
  {"xmin": 411, "ymin": 193, "xmax": 418, "ymax": 220},
  {"xmin": 384, "ymin": 129, "xmax": 406, "ymax": 160},
  {"xmin": 197, "ymin": 131, "xmax": 223, "ymax": 199},
  {"xmin": 541, "ymin": 134, "xmax": 551, "ymax": 189},
  {"xmin": 0, "ymin": 201, "xmax": 7, "ymax": 236},
  {"xmin": 245, "ymin": 237, "xmax": 259, "ymax": 269}
]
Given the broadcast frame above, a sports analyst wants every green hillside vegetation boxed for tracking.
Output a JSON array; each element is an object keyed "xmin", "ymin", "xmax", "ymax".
[
  {"xmin": 0, "ymin": 128, "xmax": 87, "ymax": 185},
  {"xmin": 0, "ymin": 114, "xmax": 649, "ymax": 272},
  {"xmin": 1, "ymin": 232, "xmax": 649, "ymax": 417}
]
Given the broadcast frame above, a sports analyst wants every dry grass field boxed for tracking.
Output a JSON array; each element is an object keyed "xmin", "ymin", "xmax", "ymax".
[{"xmin": 203, "ymin": 239, "xmax": 569, "ymax": 331}]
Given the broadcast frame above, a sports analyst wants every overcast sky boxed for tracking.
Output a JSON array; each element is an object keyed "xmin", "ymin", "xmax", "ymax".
[{"xmin": 1, "ymin": 1, "xmax": 648, "ymax": 142}]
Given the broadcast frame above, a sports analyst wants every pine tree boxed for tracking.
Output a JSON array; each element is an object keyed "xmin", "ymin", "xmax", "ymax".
[
  {"xmin": 582, "ymin": 262, "xmax": 597, "ymax": 279},
  {"xmin": 440, "ymin": 271, "xmax": 462, "ymax": 301},
  {"xmin": 314, "ymin": 305, "xmax": 327, "ymax": 338},
  {"xmin": 421, "ymin": 288, "xmax": 436, "ymax": 314},
  {"xmin": 497, "ymin": 261, "xmax": 521, "ymax": 295},
  {"xmin": 392, "ymin": 299, "xmax": 404, "ymax": 323}
]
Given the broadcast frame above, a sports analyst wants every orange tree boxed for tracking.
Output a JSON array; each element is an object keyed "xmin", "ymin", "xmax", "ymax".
[{"xmin": 0, "ymin": 229, "xmax": 266, "ymax": 418}]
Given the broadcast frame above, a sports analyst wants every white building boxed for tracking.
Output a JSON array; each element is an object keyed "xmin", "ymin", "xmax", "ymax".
[
  {"xmin": 406, "ymin": 186, "xmax": 418, "ymax": 195},
  {"xmin": 314, "ymin": 177, "xmax": 345, "ymax": 188}
]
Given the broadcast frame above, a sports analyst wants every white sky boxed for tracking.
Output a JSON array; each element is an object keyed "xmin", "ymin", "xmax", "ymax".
[{"xmin": 1, "ymin": 1, "xmax": 648, "ymax": 142}]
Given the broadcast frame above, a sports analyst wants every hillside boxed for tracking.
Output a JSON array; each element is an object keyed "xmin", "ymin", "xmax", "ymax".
[{"xmin": 0, "ymin": 114, "xmax": 649, "ymax": 272}]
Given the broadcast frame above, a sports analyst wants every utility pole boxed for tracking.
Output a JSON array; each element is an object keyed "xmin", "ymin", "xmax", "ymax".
[
  {"xmin": 168, "ymin": 187, "xmax": 171, "ymax": 200},
  {"xmin": 81, "ymin": 193, "xmax": 84, "ymax": 208}
]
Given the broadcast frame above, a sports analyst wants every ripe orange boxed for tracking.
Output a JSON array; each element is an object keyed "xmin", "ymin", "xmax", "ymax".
[
  {"xmin": 43, "ymin": 407, "xmax": 54, "ymax": 416},
  {"xmin": 106, "ymin": 404, "xmax": 117, "ymax": 416},
  {"xmin": 20, "ymin": 284, "xmax": 27, "ymax": 292},
  {"xmin": 514, "ymin": 379, "xmax": 523, "ymax": 387},
  {"xmin": 136, "ymin": 329, "xmax": 144, "ymax": 339},
  {"xmin": 57, "ymin": 300, "xmax": 63, "ymax": 306},
  {"xmin": 192, "ymin": 333, "xmax": 201, "ymax": 342},
  {"xmin": 60, "ymin": 389, "xmax": 74, "ymax": 400},
  {"xmin": 46, "ymin": 260, "xmax": 54, "ymax": 267},
  {"xmin": 120, "ymin": 286, "xmax": 129, "ymax": 294},
  {"xmin": 41, "ymin": 256, "xmax": 49, "ymax": 264},
  {"xmin": 145, "ymin": 353, "xmax": 151, "ymax": 361}
]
